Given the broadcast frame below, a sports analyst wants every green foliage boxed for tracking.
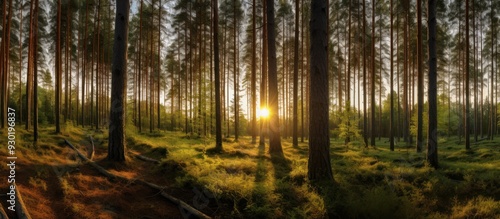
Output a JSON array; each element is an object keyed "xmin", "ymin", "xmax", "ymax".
[{"xmin": 338, "ymin": 104, "xmax": 362, "ymax": 143}]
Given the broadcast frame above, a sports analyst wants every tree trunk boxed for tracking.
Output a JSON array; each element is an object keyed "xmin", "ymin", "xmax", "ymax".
[
  {"xmin": 55, "ymin": 0, "xmax": 62, "ymax": 133},
  {"xmin": 370, "ymin": 0, "xmax": 376, "ymax": 147},
  {"xmin": 389, "ymin": 0, "xmax": 394, "ymax": 151},
  {"xmin": 308, "ymin": 0, "xmax": 332, "ymax": 181},
  {"xmin": 416, "ymin": 0, "xmax": 423, "ymax": 152},
  {"xmin": 259, "ymin": 0, "xmax": 268, "ymax": 147},
  {"xmin": 251, "ymin": 0, "xmax": 257, "ymax": 143},
  {"xmin": 26, "ymin": 0, "xmax": 35, "ymax": 131},
  {"xmin": 107, "ymin": 0, "xmax": 130, "ymax": 162},
  {"xmin": 213, "ymin": 0, "xmax": 223, "ymax": 151},
  {"xmin": 33, "ymin": 0, "xmax": 39, "ymax": 142},
  {"xmin": 465, "ymin": 0, "xmax": 471, "ymax": 150},
  {"xmin": 292, "ymin": 0, "xmax": 299, "ymax": 147},
  {"xmin": 363, "ymin": 0, "xmax": 368, "ymax": 147},
  {"xmin": 427, "ymin": 0, "xmax": 438, "ymax": 168},
  {"xmin": 267, "ymin": 0, "xmax": 283, "ymax": 155}
]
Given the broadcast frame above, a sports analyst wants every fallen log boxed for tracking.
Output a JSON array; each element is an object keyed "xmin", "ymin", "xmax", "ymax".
[
  {"xmin": 14, "ymin": 183, "xmax": 32, "ymax": 219},
  {"xmin": 64, "ymin": 139, "xmax": 211, "ymax": 219}
]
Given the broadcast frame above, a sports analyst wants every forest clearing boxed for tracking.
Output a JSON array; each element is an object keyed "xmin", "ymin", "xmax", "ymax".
[
  {"xmin": 1, "ymin": 125, "xmax": 499, "ymax": 218},
  {"xmin": 1, "ymin": 0, "xmax": 500, "ymax": 218}
]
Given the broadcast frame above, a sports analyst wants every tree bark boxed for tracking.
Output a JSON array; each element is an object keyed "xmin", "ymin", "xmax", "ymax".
[
  {"xmin": 426, "ymin": 0, "xmax": 438, "ymax": 168},
  {"xmin": 267, "ymin": 0, "xmax": 283, "ymax": 155},
  {"xmin": 465, "ymin": 0, "xmax": 471, "ymax": 150},
  {"xmin": 213, "ymin": 0, "xmax": 223, "ymax": 151},
  {"xmin": 370, "ymin": 0, "xmax": 376, "ymax": 147},
  {"xmin": 107, "ymin": 0, "xmax": 130, "ymax": 162},
  {"xmin": 260, "ymin": 0, "xmax": 268, "ymax": 147},
  {"xmin": 308, "ymin": 0, "xmax": 332, "ymax": 181},
  {"xmin": 389, "ymin": 0, "xmax": 394, "ymax": 151},
  {"xmin": 416, "ymin": 0, "xmax": 423, "ymax": 152}
]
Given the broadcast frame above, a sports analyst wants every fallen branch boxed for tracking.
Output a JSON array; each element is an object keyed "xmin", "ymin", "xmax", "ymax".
[
  {"xmin": 88, "ymin": 136, "xmax": 95, "ymax": 161},
  {"xmin": 14, "ymin": 183, "xmax": 32, "ymax": 219},
  {"xmin": 129, "ymin": 151, "xmax": 160, "ymax": 164},
  {"xmin": 64, "ymin": 139, "xmax": 211, "ymax": 219},
  {"xmin": 0, "ymin": 203, "xmax": 9, "ymax": 219}
]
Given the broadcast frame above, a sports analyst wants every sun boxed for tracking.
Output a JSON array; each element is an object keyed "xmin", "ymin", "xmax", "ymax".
[{"xmin": 258, "ymin": 108, "xmax": 270, "ymax": 119}]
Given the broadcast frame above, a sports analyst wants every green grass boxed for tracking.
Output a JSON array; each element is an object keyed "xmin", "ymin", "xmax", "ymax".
[
  {"xmin": 3, "ymin": 124, "xmax": 498, "ymax": 218},
  {"xmin": 125, "ymin": 131, "xmax": 499, "ymax": 218}
]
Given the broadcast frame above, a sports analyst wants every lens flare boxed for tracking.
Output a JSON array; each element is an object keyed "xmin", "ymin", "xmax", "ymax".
[{"xmin": 258, "ymin": 108, "xmax": 270, "ymax": 119}]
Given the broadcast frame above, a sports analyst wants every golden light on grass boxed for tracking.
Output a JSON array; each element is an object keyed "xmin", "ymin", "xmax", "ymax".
[{"xmin": 258, "ymin": 107, "xmax": 270, "ymax": 119}]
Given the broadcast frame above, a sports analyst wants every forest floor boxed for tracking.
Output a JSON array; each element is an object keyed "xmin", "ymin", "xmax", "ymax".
[{"xmin": 1, "ymin": 124, "xmax": 499, "ymax": 218}]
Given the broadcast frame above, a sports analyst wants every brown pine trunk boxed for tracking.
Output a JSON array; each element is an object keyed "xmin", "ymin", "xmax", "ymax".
[
  {"xmin": 55, "ymin": 0, "xmax": 62, "ymax": 133},
  {"xmin": 416, "ymin": 0, "xmax": 423, "ymax": 152},
  {"xmin": 107, "ymin": 0, "xmax": 130, "ymax": 162},
  {"xmin": 427, "ymin": 0, "xmax": 438, "ymax": 168},
  {"xmin": 259, "ymin": 0, "xmax": 268, "ymax": 147},
  {"xmin": 370, "ymin": 0, "xmax": 376, "ymax": 147},
  {"xmin": 465, "ymin": 0, "xmax": 471, "ymax": 150},
  {"xmin": 308, "ymin": 0, "xmax": 332, "ymax": 181},
  {"xmin": 267, "ymin": 0, "xmax": 283, "ymax": 155},
  {"xmin": 389, "ymin": 0, "xmax": 394, "ymax": 151}
]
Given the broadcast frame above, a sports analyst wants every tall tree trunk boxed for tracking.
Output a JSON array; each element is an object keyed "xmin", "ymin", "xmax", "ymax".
[
  {"xmin": 346, "ymin": 0, "xmax": 352, "ymax": 145},
  {"xmin": 465, "ymin": 0, "xmax": 471, "ymax": 150},
  {"xmin": 389, "ymin": 0, "xmax": 394, "ymax": 151},
  {"xmin": 292, "ymin": 0, "xmax": 299, "ymax": 147},
  {"xmin": 362, "ymin": 0, "xmax": 368, "ymax": 147},
  {"xmin": 490, "ymin": 0, "xmax": 495, "ymax": 140},
  {"xmin": 19, "ymin": 3, "xmax": 23, "ymax": 124},
  {"xmin": 251, "ymin": 0, "xmax": 257, "ymax": 143},
  {"xmin": 64, "ymin": 1, "xmax": 70, "ymax": 123},
  {"xmin": 55, "ymin": 0, "xmax": 62, "ymax": 133},
  {"xmin": 308, "ymin": 0, "xmax": 332, "ymax": 181},
  {"xmin": 267, "ymin": 0, "xmax": 283, "ymax": 155},
  {"xmin": 26, "ymin": 0, "xmax": 35, "ymax": 130},
  {"xmin": 96, "ymin": 0, "xmax": 101, "ymax": 130},
  {"xmin": 416, "ymin": 0, "xmax": 423, "ymax": 152},
  {"xmin": 234, "ymin": 0, "xmax": 239, "ymax": 141},
  {"xmin": 213, "ymin": 0, "xmax": 222, "ymax": 151},
  {"xmin": 33, "ymin": 0, "xmax": 39, "ymax": 142},
  {"xmin": 426, "ymin": 0, "xmax": 438, "ymax": 168},
  {"xmin": 138, "ymin": 0, "xmax": 143, "ymax": 132},
  {"xmin": 370, "ymin": 0, "xmax": 376, "ymax": 147},
  {"xmin": 158, "ymin": 0, "xmax": 162, "ymax": 130},
  {"xmin": 108, "ymin": 0, "xmax": 130, "ymax": 162},
  {"xmin": 260, "ymin": 0, "xmax": 268, "ymax": 147}
]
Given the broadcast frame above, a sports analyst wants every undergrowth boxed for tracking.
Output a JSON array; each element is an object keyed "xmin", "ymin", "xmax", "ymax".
[{"xmin": 125, "ymin": 130, "xmax": 500, "ymax": 219}]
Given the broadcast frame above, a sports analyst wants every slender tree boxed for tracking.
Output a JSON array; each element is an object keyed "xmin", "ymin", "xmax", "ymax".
[
  {"xmin": 292, "ymin": 0, "xmax": 300, "ymax": 147},
  {"xmin": 427, "ymin": 0, "xmax": 438, "ymax": 168},
  {"xmin": 107, "ymin": 0, "xmax": 130, "ymax": 162},
  {"xmin": 370, "ymin": 0, "xmax": 376, "ymax": 146},
  {"xmin": 416, "ymin": 0, "xmax": 423, "ymax": 152},
  {"xmin": 250, "ymin": 0, "xmax": 257, "ymax": 144},
  {"xmin": 267, "ymin": 0, "xmax": 284, "ymax": 155},
  {"xmin": 363, "ymin": 0, "xmax": 368, "ymax": 147},
  {"xmin": 389, "ymin": 0, "xmax": 394, "ymax": 151},
  {"xmin": 55, "ymin": 0, "xmax": 62, "ymax": 133},
  {"xmin": 465, "ymin": 0, "xmax": 471, "ymax": 150},
  {"xmin": 33, "ymin": 0, "xmax": 39, "ymax": 142},
  {"xmin": 214, "ymin": 0, "xmax": 223, "ymax": 151},
  {"xmin": 259, "ymin": 0, "xmax": 268, "ymax": 147}
]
